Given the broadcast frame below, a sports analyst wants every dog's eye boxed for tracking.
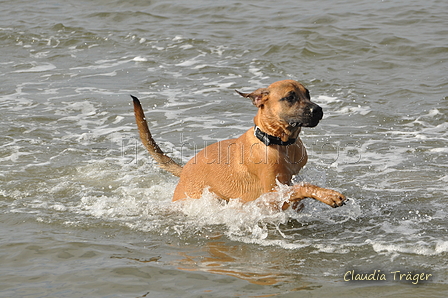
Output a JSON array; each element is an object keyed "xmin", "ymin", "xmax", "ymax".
[
  {"xmin": 280, "ymin": 92, "xmax": 297, "ymax": 104},
  {"xmin": 287, "ymin": 92, "xmax": 296, "ymax": 102}
]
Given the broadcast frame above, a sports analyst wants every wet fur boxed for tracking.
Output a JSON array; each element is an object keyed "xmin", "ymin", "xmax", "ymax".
[{"xmin": 132, "ymin": 80, "xmax": 345, "ymax": 210}]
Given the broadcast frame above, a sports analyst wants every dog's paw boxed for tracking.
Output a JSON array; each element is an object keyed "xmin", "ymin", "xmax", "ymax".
[{"xmin": 320, "ymin": 189, "xmax": 346, "ymax": 208}]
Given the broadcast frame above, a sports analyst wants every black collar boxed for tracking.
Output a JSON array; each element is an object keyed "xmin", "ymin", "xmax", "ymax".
[{"xmin": 254, "ymin": 126, "xmax": 296, "ymax": 146}]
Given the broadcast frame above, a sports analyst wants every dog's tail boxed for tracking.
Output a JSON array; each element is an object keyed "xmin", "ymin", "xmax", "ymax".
[{"xmin": 131, "ymin": 95, "xmax": 183, "ymax": 177}]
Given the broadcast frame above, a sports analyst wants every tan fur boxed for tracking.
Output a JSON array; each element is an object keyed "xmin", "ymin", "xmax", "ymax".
[
  {"xmin": 132, "ymin": 95, "xmax": 183, "ymax": 177},
  {"xmin": 132, "ymin": 80, "xmax": 345, "ymax": 210}
]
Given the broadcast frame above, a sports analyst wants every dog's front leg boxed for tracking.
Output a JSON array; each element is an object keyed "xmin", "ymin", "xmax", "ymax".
[{"xmin": 285, "ymin": 183, "xmax": 346, "ymax": 209}]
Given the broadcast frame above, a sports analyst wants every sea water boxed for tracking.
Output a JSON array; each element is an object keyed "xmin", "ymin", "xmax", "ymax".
[{"xmin": 1, "ymin": 0, "xmax": 447, "ymax": 297}]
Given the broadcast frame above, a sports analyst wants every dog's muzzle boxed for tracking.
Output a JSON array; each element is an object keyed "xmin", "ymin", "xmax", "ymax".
[{"xmin": 289, "ymin": 103, "xmax": 323, "ymax": 128}]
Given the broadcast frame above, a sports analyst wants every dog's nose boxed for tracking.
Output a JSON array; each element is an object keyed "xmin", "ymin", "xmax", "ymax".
[{"xmin": 310, "ymin": 104, "xmax": 323, "ymax": 120}]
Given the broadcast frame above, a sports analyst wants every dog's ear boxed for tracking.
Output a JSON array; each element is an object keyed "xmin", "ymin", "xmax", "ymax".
[{"xmin": 235, "ymin": 88, "xmax": 269, "ymax": 107}]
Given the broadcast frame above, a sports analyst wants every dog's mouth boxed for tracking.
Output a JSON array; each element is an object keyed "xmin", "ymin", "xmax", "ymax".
[
  {"xmin": 302, "ymin": 119, "xmax": 320, "ymax": 128},
  {"xmin": 294, "ymin": 104, "xmax": 323, "ymax": 128},
  {"xmin": 288, "ymin": 119, "xmax": 320, "ymax": 128},
  {"xmin": 289, "ymin": 121, "xmax": 303, "ymax": 128},
  {"xmin": 288, "ymin": 113, "xmax": 322, "ymax": 128},
  {"xmin": 284, "ymin": 103, "xmax": 323, "ymax": 129}
]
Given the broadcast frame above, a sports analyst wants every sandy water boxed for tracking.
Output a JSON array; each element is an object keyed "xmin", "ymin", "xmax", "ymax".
[{"xmin": 1, "ymin": 0, "xmax": 447, "ymax": 297}]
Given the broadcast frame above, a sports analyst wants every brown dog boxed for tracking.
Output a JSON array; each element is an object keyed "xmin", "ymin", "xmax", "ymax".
[{"xmin": 132, "ymin": 80, "xmax": 346, "ymax": 210}]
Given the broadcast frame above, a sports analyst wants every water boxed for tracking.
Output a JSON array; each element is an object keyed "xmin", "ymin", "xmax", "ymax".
[{"xmin": 1, "ymin": 0, "xmax": 447, "ymax": 297}]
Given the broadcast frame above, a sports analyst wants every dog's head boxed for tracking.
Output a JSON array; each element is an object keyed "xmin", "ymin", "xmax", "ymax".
[{"xmin": 236, "ymin": 80, "xmax": 323, "ymax": 128}]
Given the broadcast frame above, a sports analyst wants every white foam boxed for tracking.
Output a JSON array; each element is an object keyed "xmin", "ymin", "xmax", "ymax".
[
  {"xmin": 337, "ymin": 105, "xmax": 371, "ymax": 115},
  {"xmin": 78, "ymin": 181, "xmax": 175, "ymax": 221},
  {"xmin": 171, "ymin": 181, "xmax": 361, "ymax": 248},
  {"xmin": 13, "ymin": 62, "xmax": 56, "ymax": 73},
  {"xmin": 248, "ymin": 66, "xmax": 263, "ymax": 78},
  {"xmin": 175, "ymin": 53, "xmax": 206, "ymax": 67},
  {"xmin": 418, "ymin": 108, "xmax": 441, "ymax": 118},
  {"xmin": 312, "ymin": 243, "xmax": 351, "ymax": 254},
  {"xmin": 380, "ymin": 220, "xmax": 420, "ymax": 235},
  {"xmin": 112, "ymin": 116, "xmax": 124, "ymax": 124},
  {"xmin": 179, "ymin": 44, "xmax": 193, "ymax": 50},
  {"xmin": 421, "ymin": 122, "xmax": 448, "ymax": 135},
  {"xmin": 192, "ymin": 81, "xmax": 235, "ymax": 94},
  {"xmin": 429, "ymin": 148, "xmax": 448, "ymax": 153},
  {"xmin": 175, "ymin": 189, "xmax": 290, "ymax": 240},
  {"xmin": 439, "ymin": 175, "xmax": 448, "ymax": 183},
  {"xmin": 70, "ymin": 59, "xmax": 129, "ymax": 70},
  {"xmin": 133, "ymin": 56, "xmax": 148, "ymax": 62},
  {"xmin": 367, "ymin": 239, "xmax": 448, "ymax": 256},
  {"xmin": 30, "ymin": 51, "xmax": 49, "ymax": 58},
  {"xmin": 314, "ymin": 95, "xmax": 341, "ymax": 104},
  {"xmin": 248, "ymin": 60, "xmax": 269, "ymax": 80},
  {"xmin": 0, "ymin": 146, "xmax": 33, "ymax": 163}
]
